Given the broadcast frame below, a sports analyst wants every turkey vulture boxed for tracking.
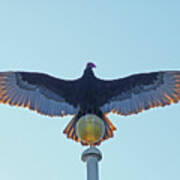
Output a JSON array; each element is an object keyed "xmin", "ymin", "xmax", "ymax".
[{"xmin": 0, "ymin": 62, "xmax": 180, "ymax": 145}]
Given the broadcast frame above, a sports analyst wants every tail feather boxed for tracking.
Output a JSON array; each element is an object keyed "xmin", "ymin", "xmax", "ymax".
[
  {"xmin": 99, "ymin": 115, "xmax": 116, "ymax": 144},
  {"xmin": 63, "ymin": 116, "xmax": 80, "ymax": 143},
  {"xmin": 63, "ymin": 115, "xmax": 116, "ymax": 146},
  {"xmin": 63, "ymin": 116, "xmax": 76, "ymax": 135}
]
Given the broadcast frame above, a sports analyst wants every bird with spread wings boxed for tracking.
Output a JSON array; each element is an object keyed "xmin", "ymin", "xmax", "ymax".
[{"xmin": 0, "ymin": 62, "xmax": 180, "ymax": 145}]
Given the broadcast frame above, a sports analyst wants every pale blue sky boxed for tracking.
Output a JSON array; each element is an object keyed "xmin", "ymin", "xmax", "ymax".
[{"xmin": 0, "ymin": 1, "xmax": 180, "ymax": 180}]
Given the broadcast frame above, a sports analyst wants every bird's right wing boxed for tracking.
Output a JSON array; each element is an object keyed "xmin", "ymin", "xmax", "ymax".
[{"xmin": 0, "ymin": 71, "xmax": 79, "ymax": 117}]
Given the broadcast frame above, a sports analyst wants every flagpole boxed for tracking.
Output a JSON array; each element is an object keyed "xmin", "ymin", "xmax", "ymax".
[{"xmin": 82, "ymin": 146, "xmax": 102, "ymax": 180}]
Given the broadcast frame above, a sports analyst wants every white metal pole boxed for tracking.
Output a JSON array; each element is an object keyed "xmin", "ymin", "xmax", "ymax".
[{"xmin": 82, "ymin": 146, "xmax": 102, "ymax": 180}]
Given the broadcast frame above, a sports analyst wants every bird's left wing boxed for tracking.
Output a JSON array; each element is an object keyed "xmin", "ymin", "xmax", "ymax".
[
  {"xmin": 99, "ymin": 71, "xmax": 180, "ymax": 115},
  {"xmin": 0, "ymin": 72, "xmax": 79, "ymax": 117}
]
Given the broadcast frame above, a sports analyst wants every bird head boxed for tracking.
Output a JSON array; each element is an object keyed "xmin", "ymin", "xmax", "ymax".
[
  {"xmin": 83, "ymin": 62, "xmax": 96, "ymax": 78},
  {"xmin": 86, "ymin": 62, "xmax": 96, "ymax": 69}
]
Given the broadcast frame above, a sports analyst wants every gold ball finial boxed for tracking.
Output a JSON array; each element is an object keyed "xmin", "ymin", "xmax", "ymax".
[{"xmin": 76, "ymin": 114, "xmax": 105, "ymax": 145}]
